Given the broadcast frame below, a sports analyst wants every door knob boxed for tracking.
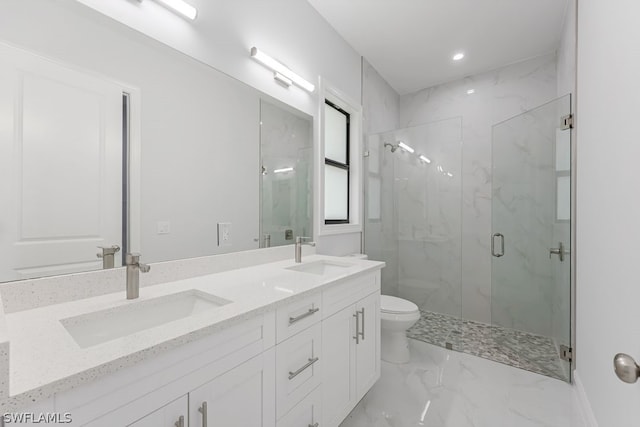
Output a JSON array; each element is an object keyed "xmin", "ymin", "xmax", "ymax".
[{"xmin": 613, "ymin": 353, "xmax": 640, "ymax": 384}]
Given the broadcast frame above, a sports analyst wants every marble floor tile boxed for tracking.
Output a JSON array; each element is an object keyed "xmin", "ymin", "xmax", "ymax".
[
  {"xmin": 407, "ymin": 310, "xmax": 568, "ymax": 381},
  {"xmin": 340, "ymin": 340, "xmax": 586, "ymax": 427}
]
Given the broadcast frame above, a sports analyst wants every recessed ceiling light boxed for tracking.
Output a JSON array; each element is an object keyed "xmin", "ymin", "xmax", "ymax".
[
  {"xmin": 466, "ymin": 89, "xmax": 475, "ymax": 95},
  {"xmin": 453, "ymin": 52, "xmax": 465, "ymax": 61}
]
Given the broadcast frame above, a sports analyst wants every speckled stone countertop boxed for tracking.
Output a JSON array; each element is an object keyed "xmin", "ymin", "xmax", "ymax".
[{"xmin": 0, "ymin": 255, "xmax": 384, "ymax": 411}]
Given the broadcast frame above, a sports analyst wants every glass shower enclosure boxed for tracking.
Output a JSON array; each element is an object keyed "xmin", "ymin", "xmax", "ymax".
[{"xmin": 364, "ymin": 95, "xmax": 573, "ymax": 382}]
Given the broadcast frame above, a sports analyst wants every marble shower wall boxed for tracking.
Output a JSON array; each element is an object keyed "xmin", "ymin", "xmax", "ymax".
[
  {"xmin": 260, "ymin": 101, "xmax": 313, "ymax": 247},
  {"xmin": 362, "ymin": 58, "xmax": 401, "ymax": 297},
  {"xmin": 392, "ymin": 119, "xmax": 462, "ymax": 316},
  {"xmin": 399, "ymin": 54, "xmax": 558, "ymax": 325}
]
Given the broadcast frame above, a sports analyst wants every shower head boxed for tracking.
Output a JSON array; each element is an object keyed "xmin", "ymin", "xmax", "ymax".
[{"xmin": 383, "ymin": 142, "xmax": 398, "ymax": 153}]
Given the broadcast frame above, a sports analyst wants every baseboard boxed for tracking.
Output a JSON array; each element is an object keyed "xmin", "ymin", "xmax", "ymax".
[{"xmin": 573, "ymin": 371, "xmax": 599, "ymax": 427}]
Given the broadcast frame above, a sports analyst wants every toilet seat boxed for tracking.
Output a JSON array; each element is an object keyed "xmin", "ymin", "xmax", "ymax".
[{"xmin": 381, "ymin": 295, "xmax": 419, "ymax": 315}]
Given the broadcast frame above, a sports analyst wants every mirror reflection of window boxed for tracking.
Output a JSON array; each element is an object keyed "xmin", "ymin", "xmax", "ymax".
[{"xmin": 324, "ymin": 100, "xmax": 350, "ymax": 224}]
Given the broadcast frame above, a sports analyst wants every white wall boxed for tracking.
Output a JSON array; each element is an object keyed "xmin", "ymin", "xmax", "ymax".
[
  {"xmin": 399, "ymin": 55, "xmax": 558, "ymax": 325},
  {"xmin": 576, "ymin": 0, "xmax": 640, "ymax": 425}
]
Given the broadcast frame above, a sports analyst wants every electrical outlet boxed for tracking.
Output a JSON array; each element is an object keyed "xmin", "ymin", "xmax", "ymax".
[
  {"xmin": 157, "ymin": 221, "xmax": 171, "ymax": 235},
  {"xmin": 217, "ymin": 222, "xmax": 232, "ymax": 246}
]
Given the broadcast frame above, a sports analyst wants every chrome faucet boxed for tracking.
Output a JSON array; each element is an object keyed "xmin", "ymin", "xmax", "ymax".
[
  {"xmin": 295, "ymin": 236, "xmax": 315, "ymax": 263},
  {"xmin": 125, "ymin": 253, "xmax": 150, "ymax": 299}
]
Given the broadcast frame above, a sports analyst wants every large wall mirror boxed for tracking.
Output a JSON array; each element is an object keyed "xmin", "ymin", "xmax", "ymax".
[{"xmin": 0, "ymin": 0, "xmax": 313, "ymax": 283}]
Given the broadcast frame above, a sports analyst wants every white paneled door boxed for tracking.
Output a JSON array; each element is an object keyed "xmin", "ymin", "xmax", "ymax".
[{"xmin": 0, "ymin": 42, "xmax": 124, "ymax": 281}]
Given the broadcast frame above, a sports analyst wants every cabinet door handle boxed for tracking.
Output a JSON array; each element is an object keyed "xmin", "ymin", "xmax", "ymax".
[
  {"xmin": 353, "ymin": 311, "xmax": 360, "ymax": 344},
  {"xmin": 198, "ymin": 401, "xmax": 208, "ymax": 427},
  {"xmin": 288, "ymin": 357, "xmax": 319, "ymax": 380},
  {"xmin": 289, "ymin": 307, "xmax": 320, "ymax": 324},
  {"xmin": 358, "ymin": 308, "xmax": 366, "ymax": 341},
  {"xmin": 174, "ymin": 415, "xmax": 184, "ymax": 427}
]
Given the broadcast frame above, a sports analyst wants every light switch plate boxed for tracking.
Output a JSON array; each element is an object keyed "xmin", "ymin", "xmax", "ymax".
[
  {"xmin": 217, "ymin": 222, "xmax": 232, "ymax": 246},
  {"xmin": 157, "ymin": 221, "xmax": 171, "ymax": 235}
]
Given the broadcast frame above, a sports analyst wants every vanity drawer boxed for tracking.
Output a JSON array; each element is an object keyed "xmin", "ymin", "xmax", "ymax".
[
  {"xmin": 276, "ymin": 323, "xmax": 322, "ymax": 419},
  {"xmin": 322, "ymin": 272, "xmax": 380, "ymax": 319},
  {"xmin": 277, "ymin": 386, "xmax": 322, "ymax": 427},
  {"xmin": 276, "ymin": 292, "xmax": 322, "ymax": 344}
]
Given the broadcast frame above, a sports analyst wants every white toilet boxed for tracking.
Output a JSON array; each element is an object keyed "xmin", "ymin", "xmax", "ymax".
[
  {"xmin": 342, "ymin": 255, "xmax": 420, "ymax": 363},
  {"xmin": 380, "ymin": 295, "xmax": 420, "ymax": 363}
]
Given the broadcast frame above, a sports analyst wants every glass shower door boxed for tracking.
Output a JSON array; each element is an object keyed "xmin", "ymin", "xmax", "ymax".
[{"xmin": 491, "ymin": 95, "xmax": 572, "ymax": 381}]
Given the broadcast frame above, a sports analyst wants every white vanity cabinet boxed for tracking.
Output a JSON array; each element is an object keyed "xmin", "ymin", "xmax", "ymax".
[
  {"xmin": 321, "ymin": 272, "xmax": 381, "ymax": 427},
  {"xmin": 15, "ymin": 266, "xmax": 382, "ymax": 427},
  {"xmin": 128, "ymin": 395, "xmax": 188, "ymax": 427}
]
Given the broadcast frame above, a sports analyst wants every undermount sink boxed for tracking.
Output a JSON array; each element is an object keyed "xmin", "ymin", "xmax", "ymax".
[
  {"xmin": 61, "ymin": 290, "xmax": 232, "ymax": 348},
  {"xmin": 286, "ymin": 260, "xmax": 354, "ymax": 275}
]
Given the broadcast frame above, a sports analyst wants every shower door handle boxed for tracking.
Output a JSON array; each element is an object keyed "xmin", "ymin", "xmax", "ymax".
[{"xmin": 492, "ymin": 233, "xmax": 505, "ymax": 257}]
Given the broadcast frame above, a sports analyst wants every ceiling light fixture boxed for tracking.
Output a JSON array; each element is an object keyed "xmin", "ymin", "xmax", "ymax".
[
  {"xmin": 154, "ymin": 0, "xmax": 197, "ymax": 20},
  {"xmin": 398, "ymin": 142, "xmax": 415, "ymax": 153},
  {"xmin": 250, "ymin": 47, "xmax": 315, "ymax": 92},
  {"xmin": 452, "ymin": 52, "xmax": 465, "ymax": 61},
  {"xmin": 419, "ymin": 155, "xmax": 432, "ymax": 164}
]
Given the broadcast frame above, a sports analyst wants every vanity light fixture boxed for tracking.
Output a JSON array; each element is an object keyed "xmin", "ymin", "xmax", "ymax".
[
  {"xmin": 274, "ymin": 167, "xmax": 295, "ymax": 174},
  {"xmin": 398, "ymin": 142, "xmax": 415, "ymax": 153},
  {"xmin": 419, "ymin": 155, "xmax": 432, "ymax": 164},
  {"xmin": 154, "ymin": 0, "xmax": 198, "ymax": 20},
  {"xmin": 250, "ymin": 47, "xmax": 315, "ymax": 92},
  {"xmin": 453, "ymin": 52, "xmax": 465, "ymax": 61},
  {"xmin": 447, "ymin": 172, "xmax": 454, "ymax": 177}
]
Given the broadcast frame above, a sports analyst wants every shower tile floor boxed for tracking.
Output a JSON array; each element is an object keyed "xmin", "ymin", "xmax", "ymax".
[
  {"xmin": 339, "ymin": 339, "xmax": 586, "ymax": 427},
  {"xmin": 407, "ymin": 310, "xmax": 569, "ymax": 382}
]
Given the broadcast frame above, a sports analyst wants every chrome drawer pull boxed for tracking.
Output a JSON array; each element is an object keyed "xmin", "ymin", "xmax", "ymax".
[
  {"xmin": 288, "ymin": 357, "xmax": 319, "ymax": 380},
  {"xmin": 198, "ymin": 401, "xmax": 208, "ymax": 427},
  {"xmin": 289, "ymin": 307, "xmax": 320, "ymax": 324}
]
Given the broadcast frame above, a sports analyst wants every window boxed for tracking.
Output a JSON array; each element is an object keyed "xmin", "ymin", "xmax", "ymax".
[{"xmin": 324, "ymin": 99, "xmax": 350, "ymax": 224}]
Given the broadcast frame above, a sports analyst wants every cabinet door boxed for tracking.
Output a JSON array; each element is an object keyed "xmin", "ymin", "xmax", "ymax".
[
  {"xmin": 355, "ymin": 292, "xmax": 380, "ymax": 400},
  {"xmin": 128, "ymin": 395, "xmax": 188, "ymax": 427},
  {"xmin": 189, "ymin": 350, "xmax": 275, "ymax": 427},
  {"xmin": 321, "ymin": 304, "xmax": 357, "ymax": 427}
]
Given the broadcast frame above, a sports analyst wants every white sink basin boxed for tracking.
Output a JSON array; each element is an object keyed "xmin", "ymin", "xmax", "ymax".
[
  {"xmin": 61, "ymin": 290, "xmax": 232, "ymax": 348},
  {"xmin": 286, "ymin": 260, "xmax": 354, "ymax": 275}
]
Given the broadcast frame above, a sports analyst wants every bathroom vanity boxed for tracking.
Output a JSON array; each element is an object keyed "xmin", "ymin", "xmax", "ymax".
[{"xmin": 0, "ymin": 254, "xmax": 383, "ymax": 426}]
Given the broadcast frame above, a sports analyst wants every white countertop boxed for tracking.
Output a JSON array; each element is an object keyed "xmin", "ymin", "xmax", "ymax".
[{"xmin": 0, "ymin": 255, "xmax": 384, "ymax": 411}]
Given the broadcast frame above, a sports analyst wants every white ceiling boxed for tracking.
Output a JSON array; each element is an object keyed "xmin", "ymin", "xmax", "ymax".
[{"xmin": 307, "ymin": 0, "xmax": 569, "ymax": 95}]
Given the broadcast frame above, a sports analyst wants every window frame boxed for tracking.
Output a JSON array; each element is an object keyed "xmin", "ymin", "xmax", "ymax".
[{"xmin": 315, "ymin": 78, "xmax": 363, "ymax": 237}]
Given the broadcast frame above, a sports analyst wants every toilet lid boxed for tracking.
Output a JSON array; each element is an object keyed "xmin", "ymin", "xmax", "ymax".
[{"xmin": 380, "ymin": 295, "xmax": 419, "ymax": 314}]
